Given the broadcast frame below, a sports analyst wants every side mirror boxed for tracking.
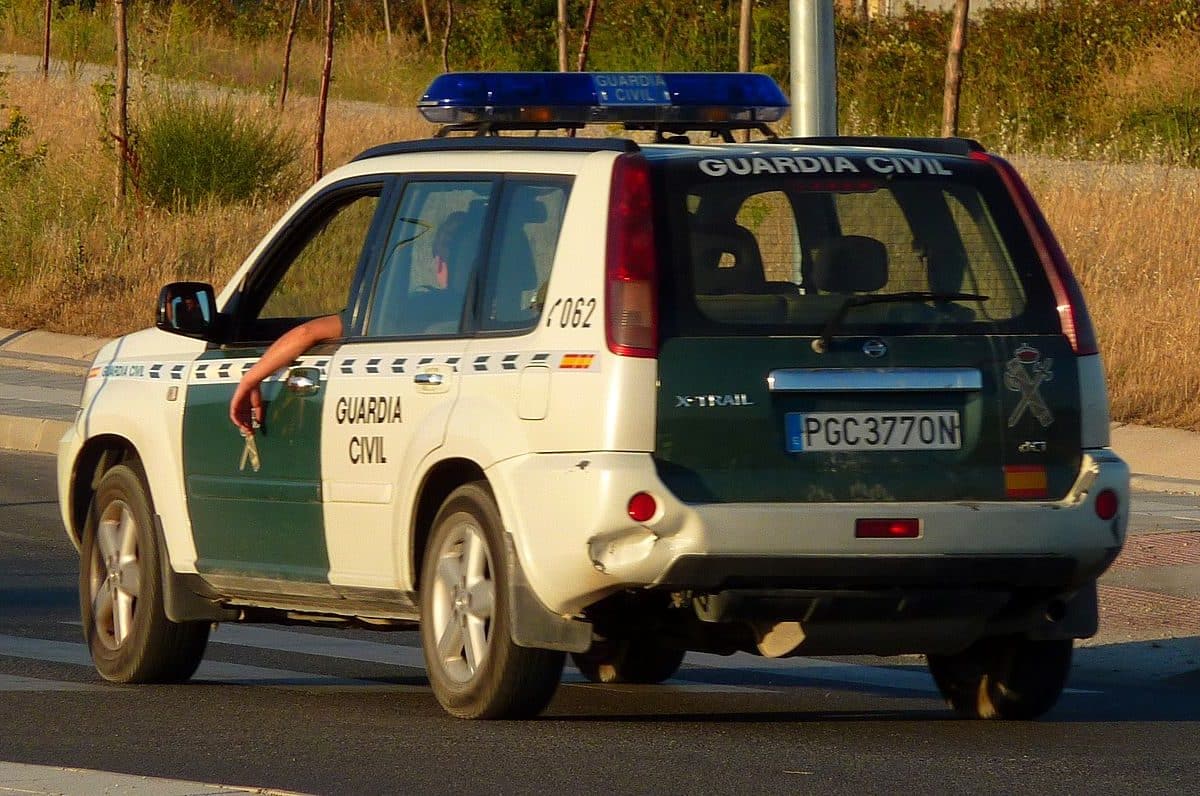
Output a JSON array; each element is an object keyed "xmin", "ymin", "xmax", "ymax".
[{"xmin": 157, "ymin": 282, "xmax": 217, "ymax": 339}]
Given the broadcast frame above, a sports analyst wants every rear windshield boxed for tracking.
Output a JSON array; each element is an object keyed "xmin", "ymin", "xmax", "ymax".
[{"xmin": 655, "ymin": 152, "xmax": 1059, "ymax": 336}]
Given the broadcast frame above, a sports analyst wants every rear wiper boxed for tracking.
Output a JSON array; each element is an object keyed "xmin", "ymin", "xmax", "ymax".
[{"xmin": 812, "ymin": 291, "xmax": 989, "ymax": 353}]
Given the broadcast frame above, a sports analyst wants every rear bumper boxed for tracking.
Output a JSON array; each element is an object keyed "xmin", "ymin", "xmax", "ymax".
[
  {"xmin": 659, "ymin": 550, "xmax": 1119, "ymax": 592},
  {"xmin": 488, "ymin": 448, "xmax": 1128, "ymax": 616}
]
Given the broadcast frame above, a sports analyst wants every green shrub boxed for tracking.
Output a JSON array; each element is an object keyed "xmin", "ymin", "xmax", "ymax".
[
  {"xmin": 132, "ymin": 93, "xmax": 299, "ymax": 208},
  {"xmin": 0, "ymin": 103, "xmax": 45, "ymax": 178}
]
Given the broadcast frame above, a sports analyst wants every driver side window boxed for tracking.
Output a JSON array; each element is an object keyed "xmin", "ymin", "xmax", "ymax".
[{"xmin": 257, "ymin": 191, "xmax": 382, "ymax": 323}]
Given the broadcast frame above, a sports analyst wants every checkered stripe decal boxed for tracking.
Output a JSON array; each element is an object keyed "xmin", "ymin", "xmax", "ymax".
[
  {"xmin": 334, "ymin": 351, "xmax": 597, "ymax": 377},
  {"xmin": 88, "ymin": 351, "xmax": 600, "ymax": 384}
]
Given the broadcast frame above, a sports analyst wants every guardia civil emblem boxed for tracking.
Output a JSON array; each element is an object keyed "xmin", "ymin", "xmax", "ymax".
[{"xmin": 1004, "ymin": 344, "xmax": 1053, "ymax": 428}]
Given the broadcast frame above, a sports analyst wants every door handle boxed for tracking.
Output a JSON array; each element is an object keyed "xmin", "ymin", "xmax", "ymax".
[
  {"xmin": 413, "ymin": 372, "xmax": 445, "ymax": 386},
  {"xmin": 286, "ymin": 367, "xmax": 321, "ymax": 396}
]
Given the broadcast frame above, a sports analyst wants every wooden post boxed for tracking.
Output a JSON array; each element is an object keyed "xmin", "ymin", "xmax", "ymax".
[
  {"xmin": 738, "ymin": 0, "xmax": 751, "ymax": 72},
  {"xmin": 941, "ymin": 0, "xmax": 969, "ymax": 137},
  {"xmin": 280, "ymin": 0, "xmax": 302, "ymax": 109},
  {"xmin": 557, "ymin": 0, "xmax": 568, "ymax": 72},
  {"xmin": 420, "ymin": 0, "xmax": 432, "ymax": 45},
  {"xmin": 314, "ymin": 0, "xmax": 335, "ymax": 181},
  {"xmin": 113, "ymin": 0, "xmax": 128, "ymax": 205},
  {"xmin": 41, "ymin": 0, "xmax": 52, "ymax": 78},
  {"xmin": 382, "ymin": 0, "xmax": 392, "ymax": 45},
  {"xmin": 441, "ymin": 0, "xmax": 454, "ymax": 73},
  {"xmin": 576, "ymin": 0, "xmax": 598, "ymax": 72},
  {"xmin": 738, "ymin": 0, "xmax": 752, "ymax": 141}
]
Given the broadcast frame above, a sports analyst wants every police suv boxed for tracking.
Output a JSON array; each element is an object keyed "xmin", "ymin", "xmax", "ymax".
[{"xmin": 57, "ymin": 72, "xmax": 1128, "ymax": 720}]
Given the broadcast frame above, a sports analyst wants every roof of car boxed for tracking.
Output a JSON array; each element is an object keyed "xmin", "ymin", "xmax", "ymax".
[{"xmin": 351, "ymin": 134, "xmax": 985, "ymax": 164}]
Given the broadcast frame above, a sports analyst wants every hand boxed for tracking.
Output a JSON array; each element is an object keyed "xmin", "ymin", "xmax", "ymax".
[{"xmin": 229, "ymin": 379, "xmax": 263, "ymax": 435}]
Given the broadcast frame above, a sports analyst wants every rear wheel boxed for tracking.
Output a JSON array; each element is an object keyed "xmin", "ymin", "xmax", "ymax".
[
  {"xmin": 419, "ymin": 482, "xmax": 564, "ymax": 719},
  {"xmin": 80, "ymin": 464, "xmax": 209, "ymax": 683},
  {"xmin": 927, "ymin": 636, "xmax": 1073, "ymax": 720},
  {"xmin": 572, "ymin": 639, "xmax": 685, "ymax": 684}
]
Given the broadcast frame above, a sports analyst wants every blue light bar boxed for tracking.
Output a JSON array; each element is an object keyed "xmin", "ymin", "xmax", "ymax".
[{"xmin": 418, "ymin": 72, "xmax": 789, "ymax": 126}]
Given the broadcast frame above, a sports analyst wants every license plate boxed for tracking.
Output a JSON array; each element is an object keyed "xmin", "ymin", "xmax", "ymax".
[{"xmin": 785, "ymin": 411, "xmax": 962, "ymax": 452}]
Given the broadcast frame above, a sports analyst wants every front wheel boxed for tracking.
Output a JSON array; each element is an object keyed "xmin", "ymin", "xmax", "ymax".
[
  {"xmin": 927, "ymin": 636, "xmax": 1073, "ymax": 720},
  {"xmin": 80, "ymin": 464, "xmax": 209, "ymax": 683},
  {"xmin": 419, "ymin": 482, "xmax": 564, "ymax": 719}
]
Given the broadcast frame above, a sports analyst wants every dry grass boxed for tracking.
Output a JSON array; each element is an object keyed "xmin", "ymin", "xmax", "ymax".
[
  {"xmin": 0, "ymin": 72, "xmax": 431, "ymax": 336},
  {"xmin": 1017, "ymin": 158, "xmax": 1200, "ymax": 429},
  {"xmin": 1078, "ymin": 29, "xmax": 1200, "ymax": 164},
  {"xmin": 3, "ymin": 72, "xmax": 1200, "ymax": 430}
]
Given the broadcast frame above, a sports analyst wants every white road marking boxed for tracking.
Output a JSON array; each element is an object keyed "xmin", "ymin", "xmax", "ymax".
[
  {"xmin": 0, "ymin": 761, "xmax": 308, "ymax": 795},
  {"xmin": 0, "ymin": 634, "xmax": 370, "ymax": 687},
  {"xmin": 0, "ymin": 673, "xmax": 99, "ymax": 693},
  {"xmin": 210, "ymin": 624, "xmax": 427, "ymax": 669},
  {"xmin": 206, "ymin": 626, "xmax": 994, "ymax": 696},
  {"xmin": 4, "ymin": 627, "xmax": 1100, "ymax": 696},
  {"xmin": 210, "ymin": 625, "xmax": 766, "ymax": 694}
]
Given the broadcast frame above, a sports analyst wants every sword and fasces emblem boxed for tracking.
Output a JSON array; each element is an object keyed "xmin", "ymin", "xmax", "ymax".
[{"xmin": 1004, "ymin": 344, "xmax": 1054, "ymax": 428}]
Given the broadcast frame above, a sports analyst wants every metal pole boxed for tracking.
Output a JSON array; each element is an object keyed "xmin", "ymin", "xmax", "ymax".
[{"xmin": 789, "ymin": 0, "xmax": 838, "ymax": 136}]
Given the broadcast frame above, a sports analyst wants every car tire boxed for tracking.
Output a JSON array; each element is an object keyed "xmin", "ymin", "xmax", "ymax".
[
  {"xmin": 79, "ymin": 464, "xmax": 210, "ymax": 683},
  {"xmin": 419, "ymin": 482, "xmax": 565, "ymax": 719},
  {"xmin": 571, "ymin": 640, "xmax": 685, "ymax": 684},
  {"xmin": 927, "ymin": 635, "xmax": 1073, "ymax": 720}
]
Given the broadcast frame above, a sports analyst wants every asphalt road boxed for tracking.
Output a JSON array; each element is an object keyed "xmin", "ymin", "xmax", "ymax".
[{"xmin": 2, "ymin": 449, "xmax": 1199, "ymax": 795}]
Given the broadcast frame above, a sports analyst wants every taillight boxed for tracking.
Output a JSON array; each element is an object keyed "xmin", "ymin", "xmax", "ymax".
[
  {"xmin": 605, "ymin": 153, "xmax": 658, "ymax": 358},
  {"xmin": 969, "ymin": 151, "xmax": 1099, "ymax": 356},
  {"xmin": 1095, "ymin": 489, "xmax": 1119, "ymax": 521}
]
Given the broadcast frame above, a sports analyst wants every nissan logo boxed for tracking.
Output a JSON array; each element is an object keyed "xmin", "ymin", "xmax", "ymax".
[{"xmin": 862, "ymin": 339, "xmax": 888, "ymax": 358}]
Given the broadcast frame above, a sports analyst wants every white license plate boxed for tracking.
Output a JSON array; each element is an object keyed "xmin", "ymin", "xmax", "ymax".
[{"xmin": 785, "ymin": 411, "xmax": 962, "ymax": 452}]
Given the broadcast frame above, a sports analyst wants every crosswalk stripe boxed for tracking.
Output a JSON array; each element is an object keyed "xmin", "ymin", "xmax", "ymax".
[
  {"xmin": 0, "ymin": 673, "xmax": 100, "ymax": 692},
  {"xmin": 0, "ymin": 634, "xmax": 371, "ymax": 688},
  {"xmin": 209, "ymin": 625, "xmax": 940, "ymax": 695},
  {"xmin": 4, "ymin": 628, "xmax": 1099, "ymax": 696},
  {"xmin": 210, "ymin": 625, "xmax": 768, "ymax": 694},
  {"xmin": 0, "ymin": 760, "xmax": 309, "ymax": 795}
]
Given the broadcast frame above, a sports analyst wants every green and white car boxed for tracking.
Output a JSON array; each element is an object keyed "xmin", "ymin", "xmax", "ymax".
[{"xmin": 57, "ymin": 72, "xmax": 1128, "ymax": 720}]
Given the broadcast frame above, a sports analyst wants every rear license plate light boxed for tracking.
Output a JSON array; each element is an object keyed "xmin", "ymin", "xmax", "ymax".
[{"xmin": 856, "ymin": 518, "xmax": 921, "ymax": 539}]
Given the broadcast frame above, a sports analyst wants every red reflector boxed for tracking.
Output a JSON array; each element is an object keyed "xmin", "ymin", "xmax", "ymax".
[
  {"xmin": 856, "ymin": 518, "xmax": 921, "ymax": 539},
  {"xmin": 627, "ymin": 492, "xmax": 658, "ymax": 523},
  {"xmin": 1095, "ymin": 489, "xmax": 1119, "ymax": 520}
]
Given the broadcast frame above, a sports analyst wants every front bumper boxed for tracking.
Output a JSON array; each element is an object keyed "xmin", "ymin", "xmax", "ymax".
[{"xmin": 56, "ymin": 415, "xmax": 84, "ymax": 551}]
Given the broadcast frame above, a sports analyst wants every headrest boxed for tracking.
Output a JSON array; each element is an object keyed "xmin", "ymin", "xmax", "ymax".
[
  {"xmin": 692, "ymin": 223, "xmax": 763, "ymax": 274},
  {"xmin": 812, "ymin": 235, "xmax": 888, "ymax": 293}
]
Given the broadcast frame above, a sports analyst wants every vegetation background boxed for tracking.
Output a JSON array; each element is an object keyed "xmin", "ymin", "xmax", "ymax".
[{"xmin": 0, "ymin": 0, "xmax": 1197, "ymax": 427}]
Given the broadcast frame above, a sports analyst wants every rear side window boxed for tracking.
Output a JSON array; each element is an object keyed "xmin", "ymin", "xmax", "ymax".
[
  {"xmin": 478, "ymin": 177, "xmax": 572, "ymax": 333},
  {"xmin": 661, "ymin": 156, "xmax": 1051, "ymax": 335}
]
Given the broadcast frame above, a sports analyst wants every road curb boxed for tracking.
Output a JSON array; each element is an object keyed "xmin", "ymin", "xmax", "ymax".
[
  {"xmin": 1129, "ymin": 474, "xmax": 1200, "ymax": 496},
  {"xmin": 0, "ymin": 414, "xmax": 69, "ymax": 455},
  {"xmin": 0, "ymin": 328, "xmax": 109, "ymax": 363}
]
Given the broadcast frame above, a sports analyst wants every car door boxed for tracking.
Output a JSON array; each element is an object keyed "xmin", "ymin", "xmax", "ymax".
[
  {"xmin": 320, "ymin": 177, "xmax": 496, "ymax": 592},
  {"xmin": 182, "ymin": 178, "xmax": 393, "ymax": 584}
]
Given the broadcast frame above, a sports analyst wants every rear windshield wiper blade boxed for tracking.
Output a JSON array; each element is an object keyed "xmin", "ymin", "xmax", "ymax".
[{"xmin": 813, "ymin": 291, "xmax": 990, "ymax": 353}]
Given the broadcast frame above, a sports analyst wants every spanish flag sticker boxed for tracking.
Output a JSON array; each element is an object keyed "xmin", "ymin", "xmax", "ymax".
[
  {"xmin": 1004, "ymin": 465, "xmax": 1048, "ymax": 499},
  {"xmin": 559, "ymin": 353, "xmax": 595, "ymax": 370}
]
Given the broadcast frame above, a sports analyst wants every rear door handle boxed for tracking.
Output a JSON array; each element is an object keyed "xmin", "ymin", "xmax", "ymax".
[{"xmin": 413, "ymin": 372, "xmax": 444, "ymax": 386}]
